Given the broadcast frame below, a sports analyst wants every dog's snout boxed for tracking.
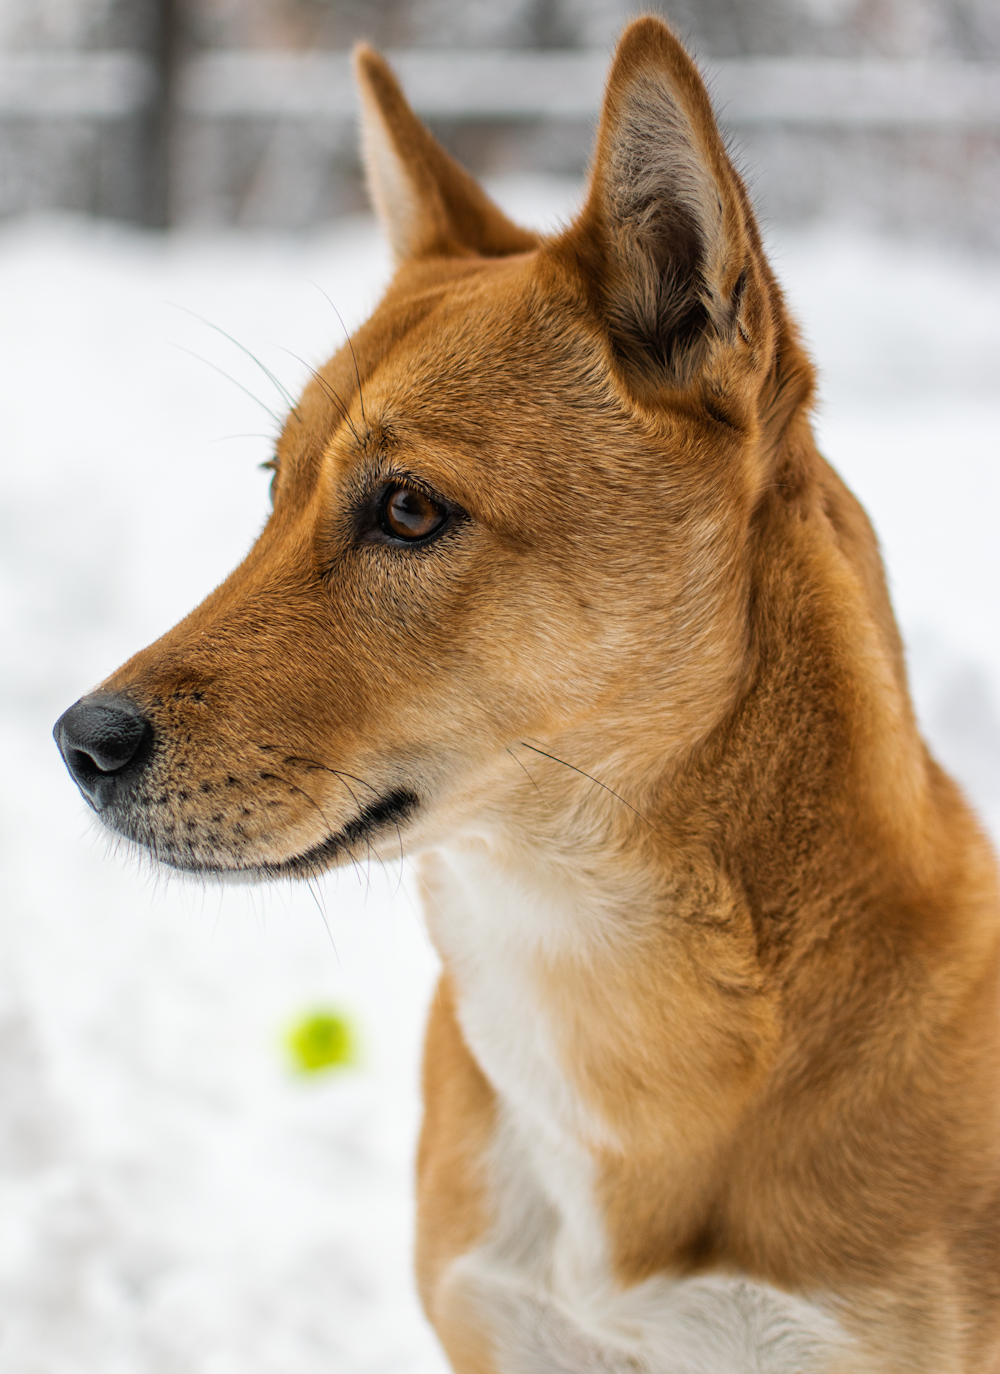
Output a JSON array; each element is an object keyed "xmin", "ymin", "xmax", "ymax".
[{"xmin": 53, "ymin": 694, "xmax": 153, "ymax": 809}]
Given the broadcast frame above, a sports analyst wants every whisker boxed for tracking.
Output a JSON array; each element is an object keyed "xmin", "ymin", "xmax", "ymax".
[
  {"xmin": 304, "ymin": 763, "xmax": 390, "ymax": 894},
  {"xmin": 516, "ymin": 741, "xmax": 659, "ymax": 834},
  {"xmin": 327, "ymin": 773, "xmax": 374, "ymax": 903},
  {"xmin": 300, "ymin": 761, "xmax": 403, "ymax": 891},
  {"xmin": 305, "ymin": 874, "xmax": 339, "ymax": 961},
  {"xmin": 325, "ymin": 769, "xmax": 363, "ymax": 813},
  {"xmin": 506, "ymin": 746, "xmax": 544, "ymax": 798},
  {"xmin": 280, "ymin": 756, "xmax": 381, "ymax": 799},
  {"xmin": 270, "ymin": 771, "xmax": 341, "ymax": 849},
  {"xmin": 394, "ymin": 818, "xmax": 405, "ymax": 895},
  {"xmin": 260, "ymin": 749, "xmax": 406, "ymax": 892},
  {"xmin": 168, "ymin": 303, "xmax": 301, "ymax": 418},
  {"xmin": 278, "ymin": 771, "xmax": 380, "ymax": 894},
  {"xmin": 170, "ymin": 343, "xmax": 283, "ymax": 426},
  {"xmin": 278, "ymin": 347, "xmax": 362, "ymax": 445},
  {"xmin": 326, "ymin": 773, "xmax": 388, "ymax": 899},
  {"xmin": 309, "ymin": 281, "xmax": 367, "ymax": 426}
]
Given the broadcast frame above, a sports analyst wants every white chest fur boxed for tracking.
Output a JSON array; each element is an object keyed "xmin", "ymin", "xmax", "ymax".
[
  {"xmin": 422, "ymin": 843, "xmax": 855, "ymax": 1374},
  {"xmin": 426, "ymin": 843, "xmax": 616, "ymax": 1149}
]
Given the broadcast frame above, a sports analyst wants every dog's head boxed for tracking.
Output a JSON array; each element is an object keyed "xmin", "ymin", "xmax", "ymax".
[{"xmin": 54, "ymin": 18, "xmax": 813, "ymax": 878}]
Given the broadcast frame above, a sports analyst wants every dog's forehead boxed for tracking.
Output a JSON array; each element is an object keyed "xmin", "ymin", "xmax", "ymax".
[
  {"xmin": 280, "ymin": 254, "xmax": 549, "ymax": 454},
  {"xmin": 368, "ymin": 252, "xmax": 582, "ymax": 404},
  {"xmin": 366, "ymin": 259, "xmax": 619, "ymax": 456},
  {"xmin": 280, "ymin": 249, "xmax": 627, "ymax": 507}
]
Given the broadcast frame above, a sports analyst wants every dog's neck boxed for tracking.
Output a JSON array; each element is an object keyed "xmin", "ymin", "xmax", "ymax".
[
  {"xmin": 419, "ymin": 454, "xmax": 995, "ymax": 1183},
  {"xmin": 421, "ymin": 763, "xmax": 781, "ymax": 1172}
]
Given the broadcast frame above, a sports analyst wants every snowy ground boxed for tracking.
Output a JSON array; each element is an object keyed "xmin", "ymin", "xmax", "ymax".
[{"xmin": 1, "ymin": 177, "xmax": 999, "ymax": 1371}]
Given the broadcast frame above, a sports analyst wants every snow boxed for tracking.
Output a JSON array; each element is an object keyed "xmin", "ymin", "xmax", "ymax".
[{"xmin": 1, "ymin": 176, "xmax": 998, "ymax": 1370}]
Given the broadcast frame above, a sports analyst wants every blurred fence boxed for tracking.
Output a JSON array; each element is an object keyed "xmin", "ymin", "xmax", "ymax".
[{"xmin": 1, "ymin": 0, "xmax": 999, "ymax": 246}]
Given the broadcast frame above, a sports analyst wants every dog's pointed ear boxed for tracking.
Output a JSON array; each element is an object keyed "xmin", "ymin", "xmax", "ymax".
[
  {"xmin": 559, "ymin": 17, "xmax": 770, "ymax": 395},
  {"xmin": 353, "ymin": 45, "xmax": 538, "ymax": 263}
]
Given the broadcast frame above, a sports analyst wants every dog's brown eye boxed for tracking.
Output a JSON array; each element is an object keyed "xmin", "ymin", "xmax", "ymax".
[{"xmin": 382, "ymin": 485, "xmax": 446, "ymax": 541}]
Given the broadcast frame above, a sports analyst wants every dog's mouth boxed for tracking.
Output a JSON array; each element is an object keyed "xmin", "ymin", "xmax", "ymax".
[
  {"xmin": 99, "ymin": 783, "xmax": 420, "ymax": 881},
  {"xmin": 253, "ymin": 787, "xmax": 420, "ymax": 879}
]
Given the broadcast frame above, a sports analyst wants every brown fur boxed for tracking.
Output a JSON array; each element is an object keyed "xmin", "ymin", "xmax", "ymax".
[{"xmin": 62, "ymin": 16, "xmax": 1000, "ymax": 1371}]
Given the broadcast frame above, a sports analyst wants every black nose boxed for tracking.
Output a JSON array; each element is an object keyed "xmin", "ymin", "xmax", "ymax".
[{"xmin": 53, "ymin": 693, "xmax": 153, "ymax": 809}]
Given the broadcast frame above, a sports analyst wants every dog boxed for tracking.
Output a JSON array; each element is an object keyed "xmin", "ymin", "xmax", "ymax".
[{"xmin": 54, "ymin": 16, "xmax": 1000, "ymax": 1372}]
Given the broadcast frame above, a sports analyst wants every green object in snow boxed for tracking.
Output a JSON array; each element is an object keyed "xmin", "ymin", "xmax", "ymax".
[{"xmin": 287, "ymin": 1010, "xmax": 356, "ymax": 1073}]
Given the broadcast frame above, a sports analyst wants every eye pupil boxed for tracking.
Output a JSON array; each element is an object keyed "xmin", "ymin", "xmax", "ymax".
[{"xmin": 384, "ymin": 485, "xmax": 445, "ymax": 541}]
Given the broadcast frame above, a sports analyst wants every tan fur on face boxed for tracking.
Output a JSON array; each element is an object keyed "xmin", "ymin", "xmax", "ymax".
[{"xmin": 77, "ymin": 16, "xmax": 1000, "ymax": 1373}]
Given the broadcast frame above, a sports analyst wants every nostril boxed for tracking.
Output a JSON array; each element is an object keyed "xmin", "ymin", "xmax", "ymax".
[
  {"xmin": 54, "ymin": 694, "xmax": 154, "ymax": 805},
  {"xmin": 67, "ymin": 746, "xmax": 102, "ymax": 781}
]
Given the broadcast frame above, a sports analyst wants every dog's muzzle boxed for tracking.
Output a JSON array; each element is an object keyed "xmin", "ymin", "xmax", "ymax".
[{"xmin": 53, "ymin": 694, "xmax": 154, "ymax": 811}]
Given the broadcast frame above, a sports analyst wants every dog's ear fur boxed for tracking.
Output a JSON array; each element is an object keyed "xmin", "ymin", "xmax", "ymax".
[
  {"xmin": 560, "ymin": 17, "xmax": 769, "ymax": 394},
  {"xmin": 353, "ymin": 46, "xmax": 538, "ymax": 262}
]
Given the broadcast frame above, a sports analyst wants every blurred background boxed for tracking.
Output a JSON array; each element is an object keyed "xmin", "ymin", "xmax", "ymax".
[
  {"xmin": 1, "ymin": 0, "xmax": 998, "ymax": 240},
  {"xmin": 1, "ymin": 1, "xmax": 999, "ymax": 1370}
]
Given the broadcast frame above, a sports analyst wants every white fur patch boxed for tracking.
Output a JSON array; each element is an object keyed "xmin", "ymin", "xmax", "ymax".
[
  {"xmin": 427, "ymin": 844, "xmax": 622, "ymax": 1151},
  {"xmin": 427, "ymin": 842, "xmax": 854, "ymax": 1374},
  {"xmin": 461, "ymin": 1262, "xmax": 852, "ymax": 1374}
]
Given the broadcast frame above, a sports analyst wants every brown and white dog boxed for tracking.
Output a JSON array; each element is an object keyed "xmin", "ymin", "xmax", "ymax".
[{"xmin": 54, "ymin": 17, "xmax": 1000, "ymax": 1372}]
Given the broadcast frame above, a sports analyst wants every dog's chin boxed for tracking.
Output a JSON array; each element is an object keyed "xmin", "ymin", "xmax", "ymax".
[{"xmin": 93, "ymin": 787, "xmax": 421, "ymax": 884}]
